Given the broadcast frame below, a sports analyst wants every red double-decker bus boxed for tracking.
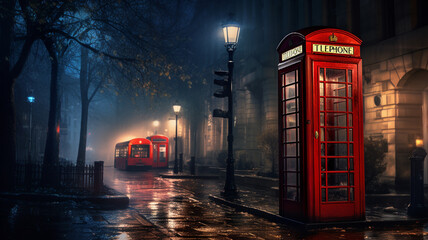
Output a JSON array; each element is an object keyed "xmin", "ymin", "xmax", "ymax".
[
  {"xmin": 114, "ymin": 138, "xmax": 153, "ymax": 170},
  {"xmin": 146, "ymin": 135, "xmax": 169, "ymax": 168}
]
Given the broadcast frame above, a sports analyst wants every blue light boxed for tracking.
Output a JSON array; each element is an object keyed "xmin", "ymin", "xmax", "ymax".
[{"xmin": 27, "ymin": 96, "xmax": 35, "ymax": 103}]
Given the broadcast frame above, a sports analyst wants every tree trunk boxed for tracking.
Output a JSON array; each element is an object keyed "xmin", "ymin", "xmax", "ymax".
[
  {"xmin": 0, "ymin": 0, "xmax": 35, "ymax": 191},
  {"xmin": 76, "ymin": 47, "xmax": 89, "ymax": 169},
  {"xmin": 41, "ymin": 38, "xmax": 60, "ymax": 187}
]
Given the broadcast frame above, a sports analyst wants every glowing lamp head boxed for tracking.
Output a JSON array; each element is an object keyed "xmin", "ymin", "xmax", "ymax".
[
  {"xmin": 27, "ymin": 96, "xmax": 35, "ymax": 103},
  {"xmin": 153, "ymin": 120, "xmax": 160, "ymax": 127},
  {"xmin": 173, "ymin": 104, "xmax": 181, "ymax": 114},
  {"xmin": 416, "ymin": 138, "xmax": 424, "ymax": 148},
  {"xmin": 222, "ymin": 23, "xmax": 240, "ymax": 46}
]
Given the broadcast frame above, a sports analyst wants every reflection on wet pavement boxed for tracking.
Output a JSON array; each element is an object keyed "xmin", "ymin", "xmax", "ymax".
[{"xmin": 103, "ymin": 166, "xmax": 428, "ymax": 239}]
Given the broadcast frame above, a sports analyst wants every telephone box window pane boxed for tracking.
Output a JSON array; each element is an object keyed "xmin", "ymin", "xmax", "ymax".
[
  {"xmin": 349, "ymin": 128, "xmax": 353, "ymax": 141},
  {"xmin": 321, "ymin": 143, "xmax": 325, "ymax": 156},
  {"xmin": 350, "ymin": 173, "xmax": 354, "ymax": 186},
  {"xmin": 328, "ymin": 173, "xmax": 348, "ymax": 186},
  {"xmin": 350, "ymin": 158, "xmax": 354, "ymax": 170},
  {"xmin": 348, "ymin": 70, "xmax": 352, "ymax": 83},
  {"xmin": 321, "ymin": 128, "xmax": 325, "ymax": 141},
  {"xmin": 287, "ymin": 129, "xmax": 296, "ymax": 142},
  {"xmin": 286, "ymin": 71, "xmax": 296, "ymax": 85},
  {"xmin": 287, "ymin": 158, "xmax": 296, "ymax": 171},
  {"xmin": 348, "ymin": 99, "xmax": 353, "ymax": 111},
  {"xmin": 286, "ymin": 85, "xmax": 295, "ymax": 99},
  {"xmin": 320, "ymin": 68, "xmax": 324, "ymax": 81},
  {"xmin": 296, "ymin": 84, "xmax": 299, "ymax": 97},
  {"xmin": 321, "ymin": 173, "xmax": 326, "ymax": 186},
  {"xmin": 283, "ymin": 101, "xmax": 286, "ymax": 114},
  {"xmin": 282, "ymin": 88, "xmax": 286, "ymax": 100},
  {"xmin": 297, "ymin": 157, "xmax": 301, "ymax": 171},
  {"xmin": 325, "ymin": 128, "xmax": 347, "ymax": 141},
  {"xmin": 320, "ymin": 98, "xmax": 324, "ymax": 111},
  {"xmin": 287, "ymin": 173, "xmax": 297, "ymax": 186},
  {"xmin": 320, "ymin": 82, "xmax": 324, "ymax": 96},
  {"xmin": 283, "ymin": 130, "xmax": 287, "ymax": 143},
  {"xmin": 326, "ymin": 69, "xmax": 346, "ymax": 82},
  {"xmin": 286, "ymin": 114, "xmax": 296, "ymax": 127},
  {"xmin": 296, "ymin": 113, "xmax": 300, "ymax": 127},
  {"xmin": 325, "ymin": 83, "xmax": 346, "ymax": 97},
  {"xmin": 327, "ymin": 158, "xmax": 348, "ymax": 171},
  {"xmin": 326, "ymin": 143, "xmax": 348, "ymax": 156},
  {"xmin": 282, "ymin": 74, "xmax": 285, "ymax": 86},
  {"xmin": 328, "ymin": 188, "xmax": 348, "ymax": 201},
  {"xmin": 286, "ymin": 144, "xmax": 296, "ymax": 156},
  {"xmin": 321, "ymin": 158, "xmax": 326, "ymax": 171},
  {"xmin": 325, "ymin": 98, "xmax": 346, "ymax": 111},
  {"xmin": 320, "ymin": 113, "xmax": 325, "ymax": 126},
  {"xmin": 286, "ymin": 187, "xmax": 297, "ymax": 201},
  {"xmin": 349, "ymin": 143, "xmax": 354, "ymax": 156},
  {"xmin": 348, "ymin": 114, "xmax": 353, "ymax": 126},
  {"xmin": 350, "ymin": 188, "xmax": 354, "ymax": 201},
  {"xmin": 325, "ymin": 113, "xmax": 347, "ymax": 127},
  {"xmin": 286, "ymin": 99, "xmax": 296, "ymax": 113},
  {"xmin": 322, "ymin": 188, "xmax": 326, "ymax": 202},
  {"xmin": 348, "ymin": 85, "xmax": 352, "ymax": 97}
]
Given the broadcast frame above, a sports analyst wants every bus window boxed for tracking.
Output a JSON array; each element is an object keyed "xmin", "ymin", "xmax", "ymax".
[
  {"xmin": 159, "ymin": 144, "xmax": 166, "ymax": 162},
  {"xmin": 120, "ymin": 146, "xmax": 128, "ymax": 157},
  {"xmin": 131, "ymin": 145, "xmax": 150, "ymax": 158}
]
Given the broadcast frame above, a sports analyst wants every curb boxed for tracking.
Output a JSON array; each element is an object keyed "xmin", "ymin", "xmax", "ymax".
[
  {"xmin": 0, "ymin": 191, "xmax": 129, "ymax": 210},
  {"xmin": 160, "ymin": 174, "xmax": 218, "ymax": 179},
  {"xmin": 209, "ymin": 195, "xmax": 428, "ymax": 230}
]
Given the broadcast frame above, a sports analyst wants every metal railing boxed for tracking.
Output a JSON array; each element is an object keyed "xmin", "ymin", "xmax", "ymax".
[{"xmin": 15, "ymin": 161, "xmax": 104, "ymax": 193}]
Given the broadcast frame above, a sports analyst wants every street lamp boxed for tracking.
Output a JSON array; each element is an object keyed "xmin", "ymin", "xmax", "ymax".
[
  {"xmin": 27, "ymin": 91, "xmax": 35, "ymax": 163},
  {"xmin": 220, "ymin": 21, "xmax": 240, "ymax": 196},
  {"xmin": 152, "ymin": 120, "xmax": 160, "ymax": 134},
  {"xmin": 173, "ymin": 104, "xmax": 181, "ymax": 174}
]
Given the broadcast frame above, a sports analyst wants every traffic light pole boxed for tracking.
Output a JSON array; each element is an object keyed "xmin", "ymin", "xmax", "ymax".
[{"xmin": 224, "ymin": 47, "xmax": 237, "ymax": 196}]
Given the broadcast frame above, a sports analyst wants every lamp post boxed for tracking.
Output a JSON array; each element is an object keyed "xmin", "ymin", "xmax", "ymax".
[
  {"xmin": 152, "ymin": 120, "xmax": 160, "ymax": 134},
  {"xmin": 173, "ymin": 104, "xmax": 181, "ymax": 174},
  {"xmin": 222, "ymin": 22, "xmax": 240, "ymax": 196},
  {"xmin": 27, "ymin": 92, "xmax": 35, "ymax": 163}
]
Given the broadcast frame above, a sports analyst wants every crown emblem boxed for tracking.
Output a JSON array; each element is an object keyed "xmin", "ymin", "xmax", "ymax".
[{"xmin": 329, "ymin": 33, "xmax": 338, "ymax": 42}]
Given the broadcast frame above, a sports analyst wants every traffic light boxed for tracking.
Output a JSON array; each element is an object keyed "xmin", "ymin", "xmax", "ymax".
[
  {"xmin": 213, "ymin": 109, "xmax": 229, "ymax": 118},
  {"xmin": 213, "ymin": 70, "xmax": 230, "ymax": 98},
  {"xmin": 213, "ymin": 70, "xmax": 231, "ymax": 118}
]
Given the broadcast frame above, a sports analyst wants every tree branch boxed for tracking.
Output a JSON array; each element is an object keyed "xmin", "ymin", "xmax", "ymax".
[{"xmin": 50, "ymin": 28, "xmax": 136, "ymax": 62}]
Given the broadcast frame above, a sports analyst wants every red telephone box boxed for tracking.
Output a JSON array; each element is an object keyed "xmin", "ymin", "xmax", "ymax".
[
  {"xmin": 277, "ymin": 27, "xmax": 364, "ymax": 222},
  {"xmin": 147, "ymin": 135, "xmax": 169, "ymax": 168}
]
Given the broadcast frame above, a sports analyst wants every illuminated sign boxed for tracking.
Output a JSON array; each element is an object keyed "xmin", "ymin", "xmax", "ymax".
[
  {"xmin": 282, "ymin": 45, "xmax": 303, "ymax": 61},
  {"xmin": 159, "ymin": 146, "xmax": 166, "ymax": 152},
  {"xmin": 312, "ymin": 44, "xmax": 354, "ymax": 55}
]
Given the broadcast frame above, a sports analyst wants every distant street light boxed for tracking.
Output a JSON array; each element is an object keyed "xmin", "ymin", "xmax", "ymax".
[
  {"xmin": 152, "ymin": 120, "xmax": 160, "ymax": 134},
  {"xmin": 27, "ymin": 91, "xmax": 35, "ymax": 164},
  {"xmin": 173, "ymin": 103, "xmax": 181, "ymax": 174}
]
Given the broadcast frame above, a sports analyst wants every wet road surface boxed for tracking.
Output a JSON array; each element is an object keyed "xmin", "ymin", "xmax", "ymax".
[{"xmin": 103, "ymin": 166, "xmax": 428, "ymax": 239}]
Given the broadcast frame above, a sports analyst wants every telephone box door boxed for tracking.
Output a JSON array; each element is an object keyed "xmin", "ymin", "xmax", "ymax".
[
  {"xmin": 313, "ymin": 61, "xmax": 363, "ymax": 220},
  {"xmin": 153, "ymin": 144, "xmax": 158, "ymax": 168}
]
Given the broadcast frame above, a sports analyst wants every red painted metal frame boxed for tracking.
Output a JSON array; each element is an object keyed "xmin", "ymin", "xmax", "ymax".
[
  {"xmin": 114, "ymin": 138, "xmax": 153, "ymax": 170},
  {"xmin": 277, "ymin": 28, "xmax": 364, "ymax": 222},
  {"xmin": 147, "ymin": 135, "xmax": 169, "ymax": 168}
]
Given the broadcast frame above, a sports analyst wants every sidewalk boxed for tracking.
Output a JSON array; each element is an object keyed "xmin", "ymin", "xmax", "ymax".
[
  {"xmin": 205, "ymin": 170, "xmax": 428, "ymax": 229},
  {"xmin": 0, "ymin": 197, "xmax": 167, "ymax": 240}
]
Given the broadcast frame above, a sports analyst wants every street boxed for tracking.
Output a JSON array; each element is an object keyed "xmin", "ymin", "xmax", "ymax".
[{"xmin": 103, "ymin": 166, "xmax": 428, "ymax": 239}]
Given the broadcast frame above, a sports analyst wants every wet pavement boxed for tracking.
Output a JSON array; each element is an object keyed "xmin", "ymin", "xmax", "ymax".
[
  {"xmin": 103, "ymin": 166, "xmax": 428, "ymax": 239},
  {"xmin": 3, "ymin": 166, "xmax": 428, "ymax": 239}
]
